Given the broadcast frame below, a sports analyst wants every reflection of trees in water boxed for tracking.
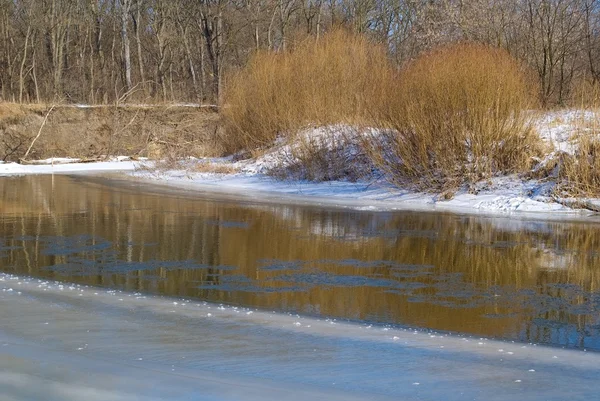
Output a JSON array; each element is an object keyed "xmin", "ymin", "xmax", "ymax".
[{"xmin": 1, "ymin": 175, "xmax": 600, "ymax": 348}]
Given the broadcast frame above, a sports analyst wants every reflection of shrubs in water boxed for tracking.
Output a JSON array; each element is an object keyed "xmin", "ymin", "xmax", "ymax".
[{"xmin": 6, "ymin": 183, "xmax": 600, "ymax": 346}]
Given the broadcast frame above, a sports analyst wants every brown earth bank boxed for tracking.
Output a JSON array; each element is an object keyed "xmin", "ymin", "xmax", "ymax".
[{"xmin": 0, "ymin": 103, "xmax": 220, "ymax": 162}]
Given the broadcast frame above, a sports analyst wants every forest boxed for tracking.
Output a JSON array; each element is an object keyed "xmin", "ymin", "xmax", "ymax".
[{"xmin": 1, "ymin": 0, "xmax": 600, "ymax": 106}]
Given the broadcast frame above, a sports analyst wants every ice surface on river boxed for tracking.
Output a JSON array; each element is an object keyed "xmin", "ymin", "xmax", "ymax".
[{"xmin": 1, "ymin": 273, "xmax": 600, "ymax": 401}]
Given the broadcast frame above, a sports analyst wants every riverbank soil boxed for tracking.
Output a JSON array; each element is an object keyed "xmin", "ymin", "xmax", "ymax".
[{"xmin": 0, "ymin": 103, "xmax": 220, "ymax": 162}]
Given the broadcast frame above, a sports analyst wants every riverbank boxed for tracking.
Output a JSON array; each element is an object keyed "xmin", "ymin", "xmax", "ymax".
[
  {"xmin": 0, "ymin": 103, "xmax": 220, "ymax": 162},
  {"xmin": 2, "ymin": 272, "xmax": 599, "ymax": 401},
  {"xmin": 0, "ymin": 154, "xmax": 595, "ymax": 218},
  {"xmin": 2, "ymin": 109, "xmax": 600, "ymax": 218}
]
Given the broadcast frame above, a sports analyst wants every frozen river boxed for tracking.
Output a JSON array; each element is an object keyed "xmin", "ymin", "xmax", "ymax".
[{"xmin": 2, "ymin": 274, "xmax": 600, "ymax": 401}]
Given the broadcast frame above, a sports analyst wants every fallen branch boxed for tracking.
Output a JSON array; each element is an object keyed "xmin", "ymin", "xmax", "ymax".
[{"xmin": 20, "ymin": 104, "xmax": 55, "ymax": 162}]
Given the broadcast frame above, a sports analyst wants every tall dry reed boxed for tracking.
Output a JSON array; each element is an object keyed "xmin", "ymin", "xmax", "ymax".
[
  {"xmin": 369, "ymin": 43, "xmax": 542, "ymax": 191},
  {"xmin": 221, "ymin": 30, "xmax": 395, "ymax": 154},
  {"xmin": 556, "ymin": 80, "xmax": 600, "ymax": 196}
]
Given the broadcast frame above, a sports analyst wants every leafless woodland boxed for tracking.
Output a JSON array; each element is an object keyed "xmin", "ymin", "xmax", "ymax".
[{"xmin": 1, "ymin": 1, "xmax": 600, "ymax": 105}]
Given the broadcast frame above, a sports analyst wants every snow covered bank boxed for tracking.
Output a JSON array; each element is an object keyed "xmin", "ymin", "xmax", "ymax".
[
  {"xmin": 0, "ymin": 158, "xmax": 138, "ymax": 175},
  {"xmin": 1, "ymin": 110, "xmax": 600, "ymax": 218},
  {"xmin": 123, "ymin": 111, "xmax": 599, "ymax": 216},
  {"xmin": 0, "ymin": 150, "xmax": 588, "ymax": 217},
  {"xmin": 2, "ymin": 273, "xmax": 599, "ymax": 401},
  {"xmin": 130, "ymin": 167, "xmax": 578, "ymax": 215}
]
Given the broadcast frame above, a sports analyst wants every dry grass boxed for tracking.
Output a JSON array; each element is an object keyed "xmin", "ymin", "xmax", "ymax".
[
  {"xmin": 559, "ymin": 134, "xmax": 600, "ymax": 196},
  {"xmin": 189, "ymin": 161, "xmax": 239, "ymax": 174},
  {"xmin": 551, "ymin": 79, "xmax": 600, "ymax": 197},
  {"xmin": 143, "ymin": 158, "xmax": 239, "ymax": 176},
  {"xmin": 0, "ymin": 103, "xmax": 43, "ymax": 161},
  {"xmin": 569, "ymin": 79, "xmax": 600, "ymax": 107},
  {"xmin": 555, "ymin": 109, "xmax": 600, "ymax": 197},
  {"xmin": 368, "ymin": 43, "xmax": 543, "ymax": 191},
  {"xmin": 221, "ymin": 30, "xmax": 395, "ymax": 154},
  {"xmin": 0, "ymin": 104, "xmax": 221, "ymax": 161}
]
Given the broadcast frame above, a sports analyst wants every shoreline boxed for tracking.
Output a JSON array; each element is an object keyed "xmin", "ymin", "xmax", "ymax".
[
  {"xmin": 127, "ymin": 170, "xmax": 594, "ymax": 218},
  {"xmin": 1, "ymin": 108, "xmax": 599, "ymax": 221},
  {"xmin": 1, "ymin": 159, "xmax": 599, "ymax": 221}
]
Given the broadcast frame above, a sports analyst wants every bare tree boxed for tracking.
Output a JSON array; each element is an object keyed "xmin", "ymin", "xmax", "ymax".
[
  {"xmin": 0, "ymin": 0, "xmax": 598, "ymax": 105},
  {"xmin": 119, "ymin": 0, "xmax": 133, "ymax": 92},
  {"xmin": 197, "ymin": 0, "xmax": 226, "ymax": 102}
]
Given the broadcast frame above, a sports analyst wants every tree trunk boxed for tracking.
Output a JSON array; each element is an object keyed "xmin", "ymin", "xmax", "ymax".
[
  {"xmin": 18, "ymin": 25, "xmax": 31, "ymax": 103},
  {"xmin": 121, "ymin": 0, "xmax": 133, "ymax": 92},
  {"xmin": 134, "ymin": 0, "xmax": 146, "ymax": 95}
]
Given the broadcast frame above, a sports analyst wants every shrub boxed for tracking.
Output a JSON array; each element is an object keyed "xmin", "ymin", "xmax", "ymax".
[
  {"xmin": 559, "ymin": 137, "xmax": 600, "ymax": 196},
  {"xmin": 265, "ymin": 127, "xmax": 374, "ymax": 182},
  {"xmin": 368, "ymin": 43, "xmax": 542, "ymax": 191},
  {"xmin": 552, "ymin": 80, "xmax": 600, "ymax": 197},
  {"xmin": 221, "ymin": 30, "xmax": 394, "ymax": 154},
  {"xmin": 556, "ymin": 113, "xmax": 600, "ymax": 197}
]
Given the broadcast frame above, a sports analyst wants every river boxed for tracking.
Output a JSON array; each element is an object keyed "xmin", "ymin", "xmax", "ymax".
[
  {"xmin": 2, "ymin": 174, "xmax": 600, "ymax": 350},
  {"xmin": 3, "ymin": 174, "xmax": 600, "ymax": 400}
]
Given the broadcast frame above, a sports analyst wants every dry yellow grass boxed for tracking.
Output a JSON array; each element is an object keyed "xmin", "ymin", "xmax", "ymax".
[
  {"xmin": 560, "ymin": 134, "xmax": 600, "ymax": 196},
  {"xmin": 556, "ymin": 110, "xmax": 600, "ymax": 197},
  {"xmin": 147, "ymin": 159, "xmax": 239, "ymax": 175},
  {"xmin": 0, "ymin": 103, "xmax": 220, "ymax": 161},
  {"xmin": 368, "ymin": 43, "xmax": 543, "ymax": 191},
  {"xmin": 221, "ymin": 30, "xmax": 395, "ymax": 153},
  {"xmin": 189, "ymin": 161, "xmax": 239, "ymax": 174},
  {"xmin": 569, "ymin": 78, "xmax": 600, "ymax": 107},
  {"xmin": 551, "ymin": 80, "xmax": 600, "ymax": 197}
]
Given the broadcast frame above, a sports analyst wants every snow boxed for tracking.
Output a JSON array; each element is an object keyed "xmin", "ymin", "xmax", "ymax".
[
  {"xmin": 534, "ymin": 109, "xmax": 600, "ymax": 154},
  {"xmin": 2, "ymin": 272, "xmax": 600, "ymax": 401},
  {"xmin": 0, "ymin": 158, "xmax": 139, "ymax": 176},
  {"xmin": 22, "ymin": 157, "xmax": 82, "ymax": 165},
  {"xmin": 1, "ymin": 110, "xmax": 599, "ymax": 218},
  {"xmin": 534, "ymin": 110, "xmax": 583, "ymax": 153},
  {"xmin": 236, "ymin": 125, "xmax": 376, "ymax": 176},
  {"xmin": 129, "ymin": 167, "xmax": 579, "ymax": 217}
]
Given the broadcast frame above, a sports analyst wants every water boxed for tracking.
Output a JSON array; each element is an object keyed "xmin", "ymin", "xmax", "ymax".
[{"xmin": 1, "ymin": 174, "xmax": 600, "ymax": 350}]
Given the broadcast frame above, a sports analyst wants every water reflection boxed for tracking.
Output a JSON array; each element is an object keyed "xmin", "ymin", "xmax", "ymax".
[{"xmin": 1, "ymin": 175, "xmax": 600, "ymax": 350}]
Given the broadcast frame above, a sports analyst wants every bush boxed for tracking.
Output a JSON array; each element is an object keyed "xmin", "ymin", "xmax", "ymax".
[
  {"xmin": 221, "ymin": 30, "xmax": 394, "ymax": 154},
  {"xmin": 369, "ymin": 43, "xmax": 542, "ymax": 191},
  {"xmin": 557, "ymin": 120, "xmax": 600, "ymax": 197},
  {"xmin": 560, "ymin": 138, "xmax": 600, "ymax": 196},
  {"xmin": 265, "ymin": 127, "xmax": 374, "ymax": 182}
]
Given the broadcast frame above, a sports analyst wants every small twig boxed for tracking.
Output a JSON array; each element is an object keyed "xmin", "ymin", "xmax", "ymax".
[
  {"xmin": 363, "ymin": 171, "xmax": 386, "ymax": 190},
  {"xmin": 2, "ymin": 133, "xmax": 25, "ymax": 161},
  {"xmin": 21, "ymin": 104, "xmax": 55, "ymax": 162}
]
